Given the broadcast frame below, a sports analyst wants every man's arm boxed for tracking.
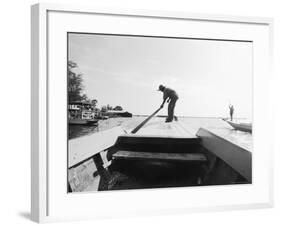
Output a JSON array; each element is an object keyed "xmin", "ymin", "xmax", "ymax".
[
  {"xmin": 160, "ymin": 89, "xmax": 169, "ymax": 108},
  {"xmin": 160, "ymin": 97, "xmax": 168, "ymax": 108}
]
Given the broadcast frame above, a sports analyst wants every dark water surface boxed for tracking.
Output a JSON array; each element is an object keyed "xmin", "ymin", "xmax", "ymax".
[{"xmin": 68, "ymin": 117, "xmax": 131, "ymax": 139}]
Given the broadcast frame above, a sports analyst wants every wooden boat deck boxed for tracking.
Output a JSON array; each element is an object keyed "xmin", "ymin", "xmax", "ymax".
[
  {"xmin": 114, "ymin": 121, "xmax": 201, "ymax": 154},
  {"xmin": 68, "ymin": 118, "xmax": 252, "ymax": 191},
  {"xmin": 68, "ymin": 120, "xmax": 198, "ymax": 168},
  {"xmin": 126, "ymin": 119, "xmax": 196, "ymax": 138}
]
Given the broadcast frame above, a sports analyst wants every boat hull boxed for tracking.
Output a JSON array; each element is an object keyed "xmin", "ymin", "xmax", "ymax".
[
  {"xmin": 225, "ymin": 120, "xmax": 252, "ymax": 133},
  {"xmin": 68, "ymin": 121, "xmax": 251, "ymax": 192}
]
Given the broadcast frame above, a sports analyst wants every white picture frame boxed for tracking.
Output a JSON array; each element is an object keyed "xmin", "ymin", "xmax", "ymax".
[{"xmin": 31, "ymin": 3, "xmax": 274, "ymax": 223}]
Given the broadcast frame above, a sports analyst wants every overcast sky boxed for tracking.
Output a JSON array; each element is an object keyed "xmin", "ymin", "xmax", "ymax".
[{"xmin": 68, "ymin": 33, "xmax": 252, "ymax": 118}]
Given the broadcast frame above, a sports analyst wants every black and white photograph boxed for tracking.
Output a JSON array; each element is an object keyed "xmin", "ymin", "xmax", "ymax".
[{"xmin": 67, "ymin": 32, "xmax": 252, "ymax": 193}]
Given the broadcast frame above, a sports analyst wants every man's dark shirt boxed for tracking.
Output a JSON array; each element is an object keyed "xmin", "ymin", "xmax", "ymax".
[{"xmin": 163, "ymin": 87, "xmax": 179, "ymax": 100}]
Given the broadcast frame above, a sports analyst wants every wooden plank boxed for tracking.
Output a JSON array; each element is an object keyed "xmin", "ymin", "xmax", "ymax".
[
  {"xmin": 112, "ymin": 150, "xmax": 207, "ymax": 162},
  {"xmin": 134, "ymin": 121, "xmax": 197, "ymax": 138},
  {"xmin": 68, "ymin": 159, "xmax": 98, "ymax": 192},
  {"xmin": 84, "ymin": 175, "xmax": 101, "ymax": 192},
  {"xmin": 131, "ymin": 107, "xmax": 162, "ymax": 134},
  {"xmin": 196, "ymin": 128, "xmax": 252, "ymax": 182},
  {"xmin": 68, "ymin": 126, "xmax": 124, "ymax": 168}
]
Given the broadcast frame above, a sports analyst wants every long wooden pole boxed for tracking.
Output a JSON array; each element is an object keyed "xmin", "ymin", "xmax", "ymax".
[{"xmin": 131, "ymin": 107, "xmax": 163, "ymax": 134}]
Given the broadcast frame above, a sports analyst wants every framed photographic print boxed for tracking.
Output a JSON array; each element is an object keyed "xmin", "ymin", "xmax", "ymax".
[{"xmin": 31, "ymin": 3, "xmax": 274, "ymax": 223}]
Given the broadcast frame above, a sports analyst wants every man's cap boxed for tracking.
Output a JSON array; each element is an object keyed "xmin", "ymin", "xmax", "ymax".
[{"xmin": 157, "ymin": 84, "xmax": 165, "ymax": 91}]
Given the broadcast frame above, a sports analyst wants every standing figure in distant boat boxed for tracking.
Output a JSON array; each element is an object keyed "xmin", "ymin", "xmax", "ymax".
[
  {"xmin": 229, "ymin": 104, "xmax": 234, "ymax": 121},
  {"xmin": 158, "ymin": 85, "xmax": 179, "ymax": 123}
]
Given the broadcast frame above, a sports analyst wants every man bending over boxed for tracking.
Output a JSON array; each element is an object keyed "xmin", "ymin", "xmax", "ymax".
[{"xmin": 158, "ymin": 84, "xmax": 179, "ymax": 123}]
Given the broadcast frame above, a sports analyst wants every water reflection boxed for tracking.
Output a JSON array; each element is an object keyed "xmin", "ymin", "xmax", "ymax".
[{"xmin": 68, "ymin": 124, "xmax": 99, "ymax": 139}]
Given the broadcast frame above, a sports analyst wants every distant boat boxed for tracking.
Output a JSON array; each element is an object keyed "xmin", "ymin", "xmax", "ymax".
[
  {"xmin": 224, "ymin": 119, "xmax": 252, "ymax": 133},
  {"xmin": 69, "ymin": 118, "xmax": 98, "ymax": 126},
  {"xmin": 95, "ymin": 115, "xmax": 109, "ymax": 120},
  {"xmin": 68, "ymin": 101, "xmax": 98, "ymax": 126},
  {"xmin": 103, "ymin": 110, "xmax": 133, "ymax": 118}
]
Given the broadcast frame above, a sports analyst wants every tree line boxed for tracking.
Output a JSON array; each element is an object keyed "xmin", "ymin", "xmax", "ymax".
[{"xmin": 68, "ymin": 61, "xmax": 123, "ymax": 111}]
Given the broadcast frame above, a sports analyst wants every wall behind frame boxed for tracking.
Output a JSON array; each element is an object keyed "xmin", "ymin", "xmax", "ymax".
[{"xmin": 0, "ymin": 0, "xmax": 280, "ymax": 226}]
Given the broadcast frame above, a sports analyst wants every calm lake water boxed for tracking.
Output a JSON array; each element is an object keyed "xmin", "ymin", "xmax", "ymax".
[{"xmin": 68, "ymin": 116, "xmax": 252, "ymax": 151}]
